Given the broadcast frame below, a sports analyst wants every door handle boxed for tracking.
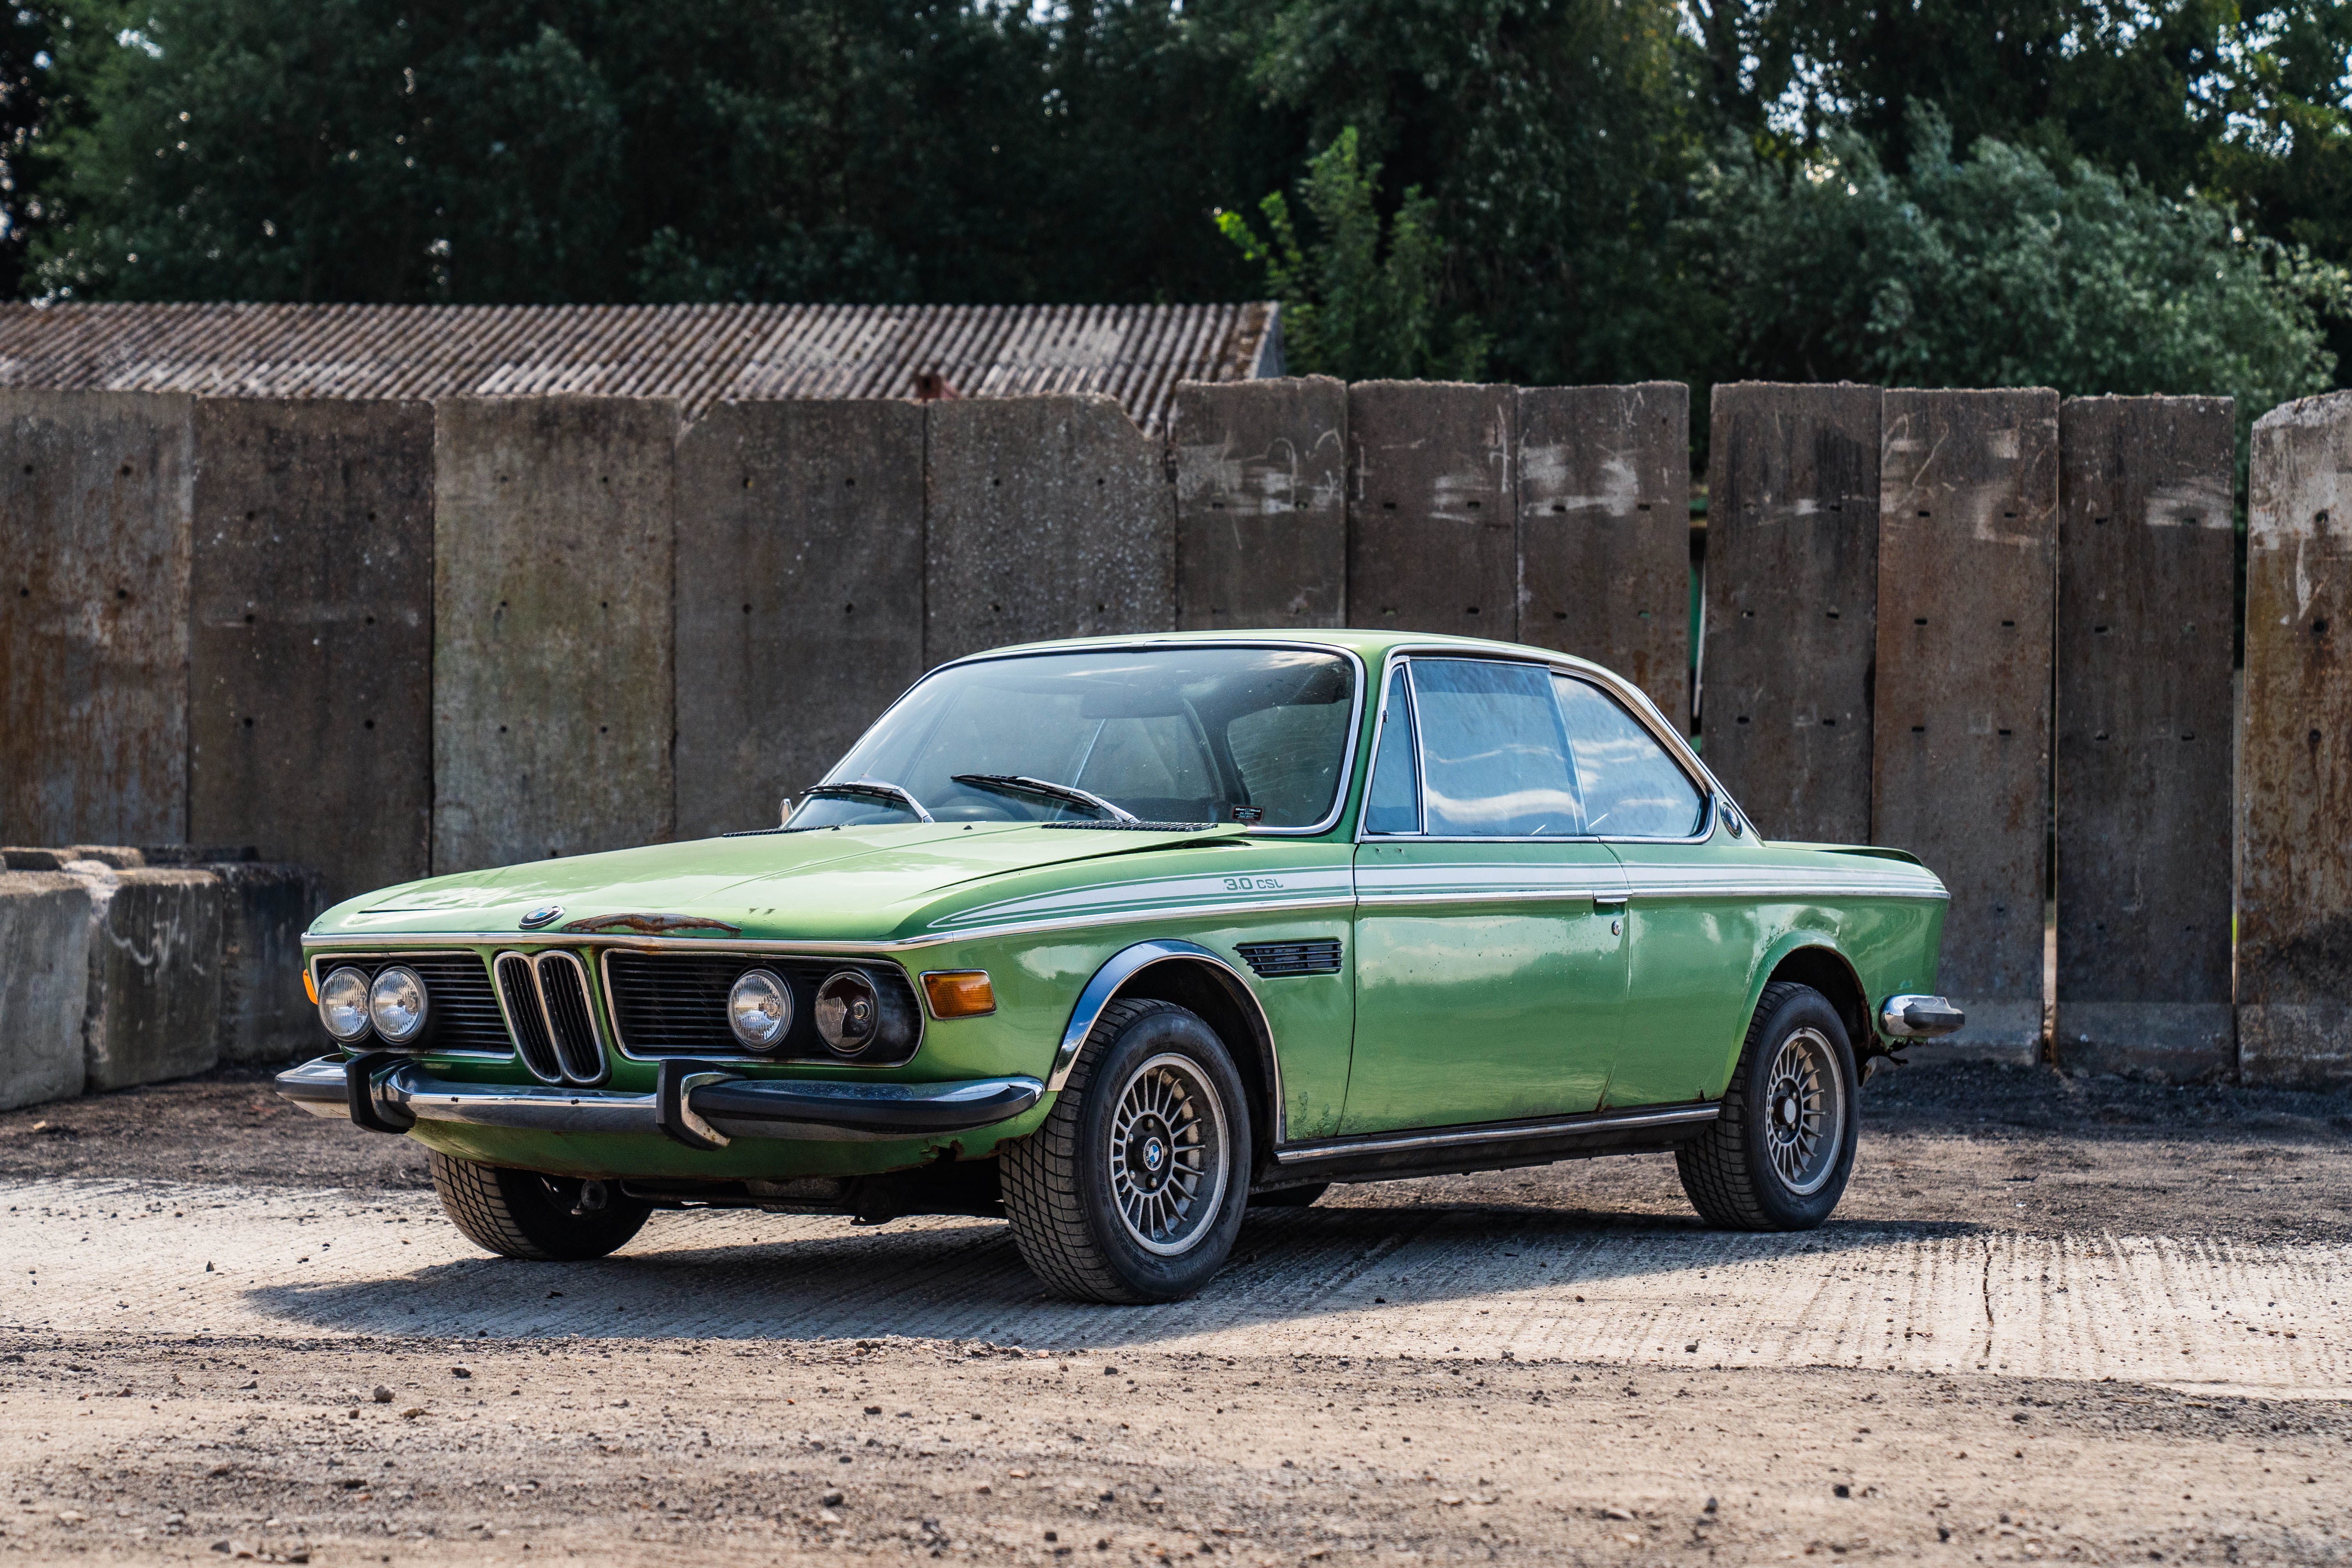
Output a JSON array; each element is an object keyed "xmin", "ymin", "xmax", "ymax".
[{"xmin": 1592, "ymin": 894, "xmax": 1628, "ymax": 912}]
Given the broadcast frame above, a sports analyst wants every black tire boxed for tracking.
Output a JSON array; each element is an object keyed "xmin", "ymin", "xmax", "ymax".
[
  {"xmin": 1251, "ymin": 1182, "xmax": 1329, "ymax": 1209},
  {"xmin": 427, "ymin": 1151, "xmax": 652, "ymax": 1261},
  {"xmin": 1676, "ymin": 981, "xmax": 1859, "ymax": 1231},
  {"xmin": 1000, "ymin": 998, "xmax": 1252, "ymax": 1303}
]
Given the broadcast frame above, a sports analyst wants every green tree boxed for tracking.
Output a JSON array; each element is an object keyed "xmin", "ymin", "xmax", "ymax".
[
  {"xmin": 1687, "ymin": 107, "xmax": 2348, "ymax": 419},
  {"xmin": 1218, "ymin": 126, "xmax": 1485, "ymax": 382}
]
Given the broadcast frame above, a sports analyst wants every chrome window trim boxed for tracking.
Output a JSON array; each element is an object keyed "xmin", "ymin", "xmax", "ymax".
[
  {"xmin": 1353, "ymin": 646, "xmax": 1731, "ymax": 848},
  {"xmin": 597, "ymin": 946, "xmax": 925, "ymax": 1068},
  {"xmin": 816, "ymin": 638, "xmax": 1370, "ymax": 837}
]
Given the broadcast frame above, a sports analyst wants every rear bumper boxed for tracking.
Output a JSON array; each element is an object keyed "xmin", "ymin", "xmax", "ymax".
[
  {"xmin": 1878, "ymin": 993, "xmax": 1965, "ymax": 1039},
  {"xmin": 274, "ymin": 1055, "xmax": 1044, "ymax": 1146}
]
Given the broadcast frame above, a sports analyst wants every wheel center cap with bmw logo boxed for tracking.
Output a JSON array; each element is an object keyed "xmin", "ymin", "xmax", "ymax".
[{"xmin": 519, "ymin": 905, "xmax": 563, "ymax": 930}]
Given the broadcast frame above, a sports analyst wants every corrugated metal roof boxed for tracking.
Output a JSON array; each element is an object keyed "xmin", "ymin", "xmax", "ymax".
[{"xmin": 0, "ymin": 300, "xmax": 1281, "ymax": 433}]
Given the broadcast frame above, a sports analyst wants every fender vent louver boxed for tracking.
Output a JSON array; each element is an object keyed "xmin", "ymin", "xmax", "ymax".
[{"xmin": 1234, "ymin": 939, "xmax": 1344, "ymax": 978}]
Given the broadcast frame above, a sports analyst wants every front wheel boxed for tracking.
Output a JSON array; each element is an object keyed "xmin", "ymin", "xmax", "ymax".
[
  {"xmin": 1676, "ymin": 981, "xmax": 1859, "ymax": 1230},
  {"xmin": 428, "ymin": 1151, "xmax": 652, "ymax": 1260},
  {"xmin": 1000, "ymin": 999, "xmax": 1252, "ymax": 1303}
]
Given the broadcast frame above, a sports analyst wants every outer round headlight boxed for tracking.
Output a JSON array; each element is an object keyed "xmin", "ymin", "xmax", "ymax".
[
  {"xmin": 367, "ymin": 964, "xmax": 430, "ymax": 1045},
  {"xmin": 727, "ymin": 968, "xmax": 793, "ymax": 1051},
  {"xmin": 317, "ymin": 965, "xmax": 373, "ymax": 1043},
  {"xmin": 814, "ymin": 970, "xmax": 881, "ymax": 1057}
]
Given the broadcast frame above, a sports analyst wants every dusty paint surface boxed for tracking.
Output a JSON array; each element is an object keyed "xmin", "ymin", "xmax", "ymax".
[
  {"xmin": 673, "ymin": 400, "xmax": 926, "ymax": 840},
  {"xmin": 1172, "ymin": 375, "xmax": 1347, "ymax": 629},
  {"xmin": 1346, "ymin": 380, "xmax": 1516, "ymax": 638},
  {"xmin": 923, "ymin": 395, "xmax": 1174, "ymax": 665},
  {"xmin": 1702, "ymin": 381, "xmax": 1881, "ymax": 844},
  {"xmin": 187, "ymin": 398, "xmax": 435, "ymax": 905},
  {"xmin": 430, "ymin": 398, "xmax": 678, "ymax": 875},
  {"xmin": 2241, "ymin": 390, "xmax": 2352, "ymax": 1086},
  {"xmin": 0, "ymin": 389, "xmax": 194, "ymax": 848},
  {"xmin": 1515, "ymin": 382, "xmax": 1689, "ymax": 724},
  {"xmin": 2053, "ymin": 396, "xmax": 2235, "ymax": 1080},
  {"xmin": 1874, "ymin": 389, "xmax": 2060, "ymax": 1054}
]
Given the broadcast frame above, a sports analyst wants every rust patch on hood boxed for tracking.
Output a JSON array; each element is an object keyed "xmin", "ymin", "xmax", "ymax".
[{"xmin": 557, "ymin": 912, "xmax": 742, "ymax": 937}]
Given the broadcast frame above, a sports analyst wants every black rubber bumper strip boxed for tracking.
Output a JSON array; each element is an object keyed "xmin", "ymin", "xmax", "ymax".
[
  {"xmin": 344, "ymin": 1050, "xmax": 416, "ymax": 1134},
  {"xmin": 691, "ymin": 1074, "xmax": 1044, "ymax": 1137}
]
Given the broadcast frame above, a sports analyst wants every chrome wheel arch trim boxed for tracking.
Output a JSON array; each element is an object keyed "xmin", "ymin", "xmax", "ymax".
[{"xmin": 1049, "ymin": 938, "xmax": 1285, "ymax": 1140}]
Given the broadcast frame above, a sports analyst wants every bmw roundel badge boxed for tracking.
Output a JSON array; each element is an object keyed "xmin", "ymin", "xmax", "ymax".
[{"xmin": 519, "ymin": 905, "xmax": 564, "ymax": 930}]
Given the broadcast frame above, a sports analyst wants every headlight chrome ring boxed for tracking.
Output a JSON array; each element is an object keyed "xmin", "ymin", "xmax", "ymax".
[
  {"xmin": 727, "ymin": 968, "xmax": 793, "ymax": 1051},
  {"xmin": 317, "ymin": 965, "xmax": 374, "ymax": 1043},
  {"xmin": 367, "ymin": 964, "xmax": 431, "ymax": 1046}
]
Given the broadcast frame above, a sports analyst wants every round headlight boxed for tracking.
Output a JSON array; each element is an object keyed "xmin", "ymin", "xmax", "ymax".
[
  {"xmin": 814, "ymin": 970, "xmax": 881, "ymax": 1057},
  {"xmin": 367, "ymin": 964, "xmax": 430, "ymax": 1045},
  {"xmin": 317, "ymin": 965, "xmax": 373, "ymax": 1043},
  {"xmin": 727, "ymin": 968, "xmax": 793, "ymax": 1051}
]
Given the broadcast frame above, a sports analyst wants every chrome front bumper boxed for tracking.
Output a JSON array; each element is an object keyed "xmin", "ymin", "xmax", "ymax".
[
  {"xmin": 1878, "ymin": 994, "xmax": 1965, "ymax": 1039},
  {"xmin": 274, "ymin": 1055, "xmax": 1044, "ymax": 1147}
]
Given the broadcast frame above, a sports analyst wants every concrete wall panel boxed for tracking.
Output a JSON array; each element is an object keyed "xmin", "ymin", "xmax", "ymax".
[
  {"xmin": 0, "ymin": 872, "xmax": 92, "ymax": 1109},
  {"xmin": 2053, "ymin": 397, "xmax": 2236, "ymax": 1080},
  {"xmin": 1346, "ymin": 382, "xmax": 1515, "ymax": 637},
  {"xmin": 674, "ymin": 400, "xmax": 926, "ymax": 839},
  {"xmin": 1516, "ymin": 382, "xmax": 1689, "ymax": 722},
  {"xmin": 77, "ymin": 866, "xmax": 222, "ymax": 1091},
  {"xmin": 432, "ymin": 398, "xmax": 678, "ymax": 873},
  {"xmin": 2240, "ymin": 391, "xmax": 2352, "ymax": 1086},
  {"xmin": 1875, "ymin": 389, "xmax": 2060, "ymax": 1058},
  {"xmin": 1172, "ymin": 376, "xmax": 1347, "ymax": 629},
  {"xmin": 210, "ymin": 861, "xmax": 329, "ymax": 1065},
  {"xmin": 0, "ymin": 391, "xmax": 194, "ymax": 848},
  {"xmin": 1702, "ymin": 384, "xmax": 1881, "ymax": 843},
  {"xmin": 924, "ymin": 396, "xmax": 1174, "ymax": 665},
  {"xmin": 187, "ymin": 398, "xmax": 434, "ymax": 905}
]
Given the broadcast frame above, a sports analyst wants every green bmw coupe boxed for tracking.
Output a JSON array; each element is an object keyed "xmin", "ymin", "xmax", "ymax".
[{"xmin": 277, "ymin": 630, "xmax": 1958, "ymax": 1303}]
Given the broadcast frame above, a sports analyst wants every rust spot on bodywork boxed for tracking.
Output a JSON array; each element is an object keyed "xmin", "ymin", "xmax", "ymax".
[{"xmin": 557, "ymin": 913, "xmax": 741, "ymax": 937}]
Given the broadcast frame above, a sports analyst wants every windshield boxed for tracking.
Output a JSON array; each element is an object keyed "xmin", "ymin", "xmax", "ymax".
[{"xmin": 790, "ymin": 646, "xmax": 1358, "ymax": 829}]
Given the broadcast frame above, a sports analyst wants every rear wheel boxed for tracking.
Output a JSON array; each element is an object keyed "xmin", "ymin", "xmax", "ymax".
[
  {"xmin": 428, "ymin": 1151, "xmax": 652, "ymax": 1260},
  {"xmin": 1676, "ymin": 981, "xmax": 1858, "ymax": 1231},
  {"xmin": 1000, "ymin": 998, "xmax": 1251, "ymax": 1303}
]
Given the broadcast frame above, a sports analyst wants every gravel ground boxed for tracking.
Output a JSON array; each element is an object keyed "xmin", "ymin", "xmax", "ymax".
[{"xmin": 2, "ymin": 1055, "xmax": 2349, "ymax": 1565}]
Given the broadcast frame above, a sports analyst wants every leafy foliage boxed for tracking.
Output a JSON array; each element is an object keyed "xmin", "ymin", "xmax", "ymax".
[{"xmin": 1218, "ymin": 127, "xmax": 1485, "ymax": 382}]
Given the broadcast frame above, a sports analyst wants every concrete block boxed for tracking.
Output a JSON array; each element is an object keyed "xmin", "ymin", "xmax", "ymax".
[
  {"xmin": 2053, "ymin": 396, "xmax": 2236, "ymax": 1082},
  {"xmin": 1516, "ymin": 382, "xmax": 1689, "ymax": 721},
  {"xmin": 2, "ymin": 848, "xmax": 67, "ymax": 870},
  {"xmin": 0, "ymin": 390, "xmax": 195, "ymax": 848},
  {"xmin": 209, "ymin": 861, "xmax": 327, "ymax": 1065},
  {"xmin": 140, "ymin": 844, "xmax": 258, "ymax": 865},
  {"xmin": 1874, "ymin": 389, "xmax": 2060, "ymax": 1055},
  {"xmin": 74, "ymin": 866, "xmax": 223, "ymax": 1092},
  {"xmin": 1702, "ymin": 382, "xmax": 1881, "ymax": 843},
  {"xmin": 62, "ymin": 845, "xmax": 145, "ymax": 868},
  {"xmin": 432, "ymin": 397, "xmax": 679, "ymax": 873},
  {"xmin": 189, "ymin": 398, "xmax": 435, "ymax": 905},
  {"xmin": 2239, "ymin": 390, "xmax": 2352, "ymax": 1087},
  {"xmin": 674, "ymin": 400, "xmax": 926, "ymax": 839},
  {"xmin": 924, "ymin": 395, "xmax": 1174, "ymax": 665},
  {"xmin": 1171, "ymin": 376, "xmax": 1347, "ymax": 629},
  {"xmin": 1346, "ymin": 381, "xmax": 1515, "ymax": 637},
  {"xmin": 0, "ymin": 872, "xmax": 93, "ymax": 1109}
]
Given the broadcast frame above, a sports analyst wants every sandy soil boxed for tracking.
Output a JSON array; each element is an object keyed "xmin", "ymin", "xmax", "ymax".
[{"xmin": 2, "ymin": 1057, "xmax": 2348, "ymax": 1565}]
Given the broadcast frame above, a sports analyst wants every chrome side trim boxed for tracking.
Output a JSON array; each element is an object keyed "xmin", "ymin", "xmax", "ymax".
[
  {"xmin": 1271, "ymin": 1102, "xmax": 1720, "ymax": 1165},
  {"xmin": 1049, "ymin": 940, "xmax": 1282, "ymax": 1132}
]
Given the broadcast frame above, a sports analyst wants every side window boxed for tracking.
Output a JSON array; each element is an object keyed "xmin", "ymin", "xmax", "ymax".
[
  {"xmin": 1413, "ymin": 659, "xmax": 1584, "ymax": 837},
  {"xmin": 1552, "ymin": 675, "xmax": 1705, "ymax": 838},
  {"xmin": 1362, "ymin": 667, "xmax": 1420, "ymax": 834}
]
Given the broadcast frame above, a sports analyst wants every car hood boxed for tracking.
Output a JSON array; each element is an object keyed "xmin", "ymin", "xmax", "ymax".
[{"xmin": 314, "ymin": 821, "xmax": 1254, "ymax": 943}]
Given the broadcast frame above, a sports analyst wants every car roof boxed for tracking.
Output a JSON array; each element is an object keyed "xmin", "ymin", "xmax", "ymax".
[{"xmin": 947, "ymin": 628, "xmax": 1623, "ymax": 682}]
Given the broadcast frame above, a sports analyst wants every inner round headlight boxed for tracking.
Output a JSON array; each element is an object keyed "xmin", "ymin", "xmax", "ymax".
[
  {"xmin": 317, "ymin": 965, "xmax": 373, "ymax": 1043},
  {"xmin": 367, "ymin": 964, "xmax": 430, "ymax": 1045},
  {"xmin": 814, "ymin": 970, "xmax": 880, "ymax": 1056},
  {"xmin": 727, "ymin": 968, "xmax": 793, "ymax": 1051}
]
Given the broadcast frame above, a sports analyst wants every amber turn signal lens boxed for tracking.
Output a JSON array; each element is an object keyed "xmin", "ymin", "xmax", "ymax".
[
  {"xmin": 921, "ymin": 970, "xmax": 996, "ymax": 1018},
  {"xmin": 303, "ymin": 967, "xmax": 319, "ymax": 1006}
]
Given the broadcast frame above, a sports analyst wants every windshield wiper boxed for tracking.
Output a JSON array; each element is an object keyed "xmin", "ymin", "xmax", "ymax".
[
  {"xmin": 797, "ymin": 778, "xmax": 934, "ymax": 823},
  {"xmin": 952, "ymin": 774, "xmax": 1139, "ymax": 823}
]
